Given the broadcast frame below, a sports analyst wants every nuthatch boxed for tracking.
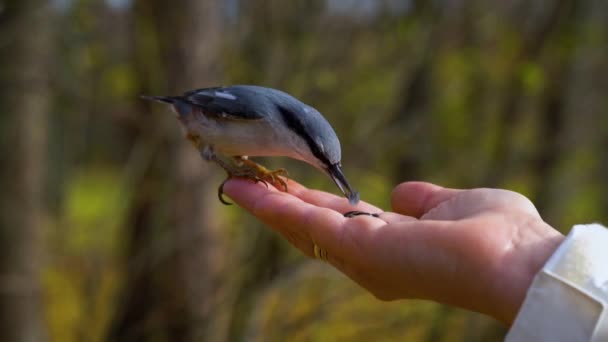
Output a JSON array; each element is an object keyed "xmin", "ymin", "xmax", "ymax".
[{"xmin": 143, "ymin": 85, "xmax": 360, "ymax": 205}]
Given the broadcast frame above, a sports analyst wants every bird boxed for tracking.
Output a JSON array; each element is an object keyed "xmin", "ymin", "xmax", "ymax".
[{"xmin": 142, "ymin": 85, "xmax": 360, "ymax": 205}]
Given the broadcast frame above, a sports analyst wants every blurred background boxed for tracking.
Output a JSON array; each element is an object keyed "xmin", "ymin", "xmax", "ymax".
[{"xmin": 1, "ymin": 0, "xmax": 607, "ymax": 341}]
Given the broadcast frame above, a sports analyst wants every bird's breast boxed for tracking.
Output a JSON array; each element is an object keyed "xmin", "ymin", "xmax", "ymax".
[{"xmin": 180, "ymin": 109, "xmax": 311, "ymax": 161}]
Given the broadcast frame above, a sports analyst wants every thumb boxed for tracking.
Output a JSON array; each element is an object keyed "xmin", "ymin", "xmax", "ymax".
[{"xmin": 391, "ymin": 181, "xmax": 462, "ymax": 218}]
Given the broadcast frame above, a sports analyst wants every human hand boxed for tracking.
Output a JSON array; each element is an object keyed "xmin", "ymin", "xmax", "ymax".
[{"xmin": 223, "ymin": 179, "xmax": 564, "ymax": 325}]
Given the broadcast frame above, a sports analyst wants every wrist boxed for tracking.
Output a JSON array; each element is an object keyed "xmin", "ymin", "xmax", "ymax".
[{"xmin": 491, "ymin": 220, "xmax": 564, "ymax": 325}]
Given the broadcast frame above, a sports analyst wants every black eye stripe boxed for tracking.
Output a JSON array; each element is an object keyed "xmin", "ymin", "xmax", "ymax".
[{"xmin": 277, "ymin": 106, "xmax": 330, "ymax": 166}]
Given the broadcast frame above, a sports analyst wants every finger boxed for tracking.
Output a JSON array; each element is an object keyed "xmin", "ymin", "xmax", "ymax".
[
  {"xmin": 285, "ymin": 179, "xmax": 382, "ymax": 214},
  {"xmin": 223, "ymin": 178, "xmax": 351, "ymax": 256},
  {"xmin": 391, "ymin": 181, "xmax": 463, "ymax": 218},
  {"xmin": 376, "ymin": 212, "xmax": 417, "ymax": 224},
  {"xmin": 222, "ymin": 178, "xmax": 290, "ymax": 217}
]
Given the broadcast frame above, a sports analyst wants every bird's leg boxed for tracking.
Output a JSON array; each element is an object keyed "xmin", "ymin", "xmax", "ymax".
[
  {"xmin": 235, "ymin": 157, "xmax": 289, "ymax": 192},
  {"xmin": 201, "ymin": 147, "xmax": 289, "ymax": 205},
  {"xmin": 199, "ymin": 144, "xmax": 215, "ymax": 163},
  {"xmin": 200, "ymin": 146, "xmax": 240, "ymax": 205}
]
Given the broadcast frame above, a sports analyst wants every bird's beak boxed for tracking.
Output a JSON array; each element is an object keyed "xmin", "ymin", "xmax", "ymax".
[{"xmin": 327, "ymin": 163, "xmax": 360, "ymax": 205}]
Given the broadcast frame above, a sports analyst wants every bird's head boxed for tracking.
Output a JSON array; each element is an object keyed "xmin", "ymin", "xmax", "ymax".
[{"xmin": 276, "ymin": 103, "xmax": 360, "ymax": 205}]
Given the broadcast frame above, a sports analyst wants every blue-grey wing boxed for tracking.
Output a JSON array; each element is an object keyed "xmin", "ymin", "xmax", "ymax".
[{"xmin": 182, "ymin": 87, "xmax": 267, "ymax": 120}]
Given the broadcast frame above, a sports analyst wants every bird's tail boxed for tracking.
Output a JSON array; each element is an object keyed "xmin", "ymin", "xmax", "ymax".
[{"xmin": 140, "ymin": 95, "xmax": 178, "ymax": 104}]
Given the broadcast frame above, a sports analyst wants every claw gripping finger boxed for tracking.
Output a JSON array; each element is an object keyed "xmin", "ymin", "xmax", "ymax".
[{"xmin": 217, "ymin": 179, "xmax": 233, "ymax": 205}]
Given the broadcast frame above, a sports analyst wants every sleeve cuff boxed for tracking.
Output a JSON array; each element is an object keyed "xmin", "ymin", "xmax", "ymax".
[{"xmin": 506, "ymin": 223, "xmax": 608, "ymax": 342}]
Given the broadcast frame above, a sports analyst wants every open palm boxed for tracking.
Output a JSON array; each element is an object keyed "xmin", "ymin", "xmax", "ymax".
[{"xmin": 223, "ymin": 179, "xmax": 563, "ymax": 325}]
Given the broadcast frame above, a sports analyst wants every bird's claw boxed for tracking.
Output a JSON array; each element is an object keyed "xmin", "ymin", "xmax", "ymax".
[
  {"xmin": 237, "ymin": 159, "xmax": 289, "ymax": 192},
  {"xmin": 265, "ymin": 168, "xmax": 289, "ymax": 191},
  {"xmin": 214, "ymin": 158, "xmax": 290, "ymax": 205},
  {"xmin": 253, "ymin": 176, "xmax": 269, "ymax": 188},
  {"xmin": 218, "ymin": 179, "xmax": 233, "ymax": 205}
]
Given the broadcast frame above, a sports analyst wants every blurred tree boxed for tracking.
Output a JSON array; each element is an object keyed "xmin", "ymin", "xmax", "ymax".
[
  {"xmin": 539, "ymin": 0, "xmax": 608, "ymax": 228},
  {"xmin": 0, "ymin": 0, "xmax": 53, "ymax": 341},
  {"xmin": 388, "ymin": 0, "xmax": 441, "ymax": 183},
  {"xmin": 107, "ymin": 0, "xmax": 225, "ymax": 341},
  {"xmin": 485, "ymin": 0, "xmax": 574, "ymax": 188}
]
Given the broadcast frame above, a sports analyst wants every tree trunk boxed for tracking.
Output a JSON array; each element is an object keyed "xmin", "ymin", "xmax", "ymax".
[
  {"xmin": 0, "ymin": 1, "xmax": 53, "ymax": 341},
  {"xmin": 108, "ymin": 0, "xmax": 224, "ymax": 341}
]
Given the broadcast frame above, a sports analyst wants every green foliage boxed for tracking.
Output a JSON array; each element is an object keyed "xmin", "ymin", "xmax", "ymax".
[
  {"xmin": 63, "ymin": 167, "xmax": 126, "ymax": 254},
  {"xmin": 520, "ymin": 62, "xmax": 545, "ymax": 94},
  {"xmin": 45, "ymin": 167, "xmax": 127, "ymax": 341}
]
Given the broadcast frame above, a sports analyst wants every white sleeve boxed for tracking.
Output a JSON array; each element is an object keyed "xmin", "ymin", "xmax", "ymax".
[{"xmin": 506, "ymin": 224, "xmax": 608, "ymax": 342}]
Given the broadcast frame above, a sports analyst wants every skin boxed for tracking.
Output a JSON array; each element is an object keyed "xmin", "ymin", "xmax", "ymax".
[{"xmin": 223, "ymin": 178, "xmax": 564, "ymax": 325}]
